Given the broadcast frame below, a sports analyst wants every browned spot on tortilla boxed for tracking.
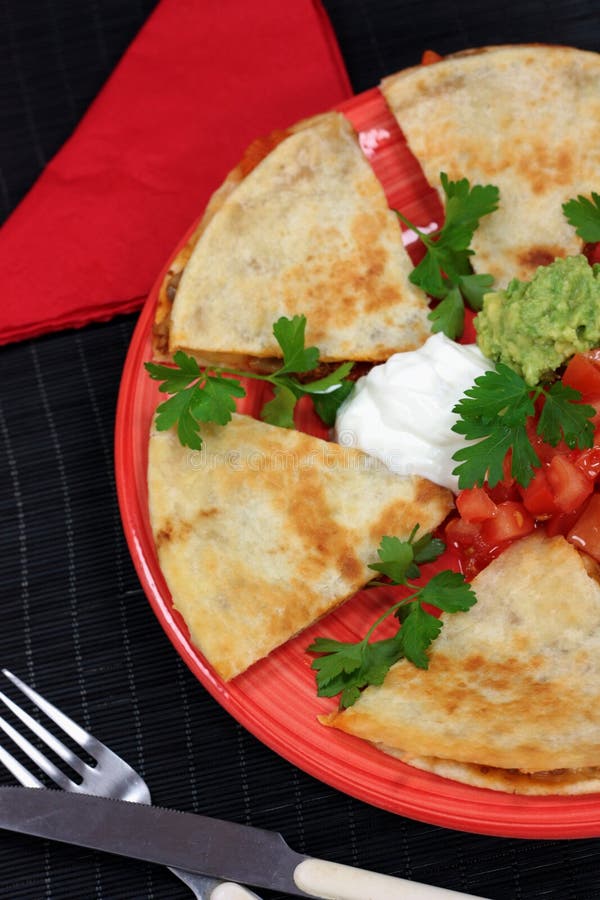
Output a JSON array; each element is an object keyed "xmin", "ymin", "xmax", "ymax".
[
  {"xmin": 339, "ymin": 554, "xmax": 364, "ymax": 583},
  {"xmin": 368, "ymin": 478, "xmax": 453, "ymax": 546},
  {"xmin": 515, "ymin": 138, "xmax": 576, "ymax": 193},
  {"xmin": 156, "ymin": 518, "xmax": 192, "ymax": 548},
  {"xmin": 463, "ymin": 654, "xmax": 486, "ymax": 672},
  {"xmin": 197, "ymin": 507, "xmax": 218, "ymax": 518},
  {"xmin": 155, "ymin": 524, "xmax": 173, "ymax": 548},
  {"xmin": 413, "ymin": 72, "xmax": 466, "ymax": 99},
  {"xmin": 280, "ymin": 207, "xmax": 401, "ymax": 333},
  {"xmin": 518, "ymin": 247, "xmax": 563, "ymax": 270},
  {"xmin": 287, "ymin": 470, "xmax": 345, "ymax": 564}
]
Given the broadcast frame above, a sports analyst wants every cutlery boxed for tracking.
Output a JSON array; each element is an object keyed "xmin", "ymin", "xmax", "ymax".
[
  {"xmin": 0, "ymin": 668, "xmax": 258, "ymax": 899},
  {"xmin": 0, "ymin": 785, "xmax": 488, "ymax": 899}
]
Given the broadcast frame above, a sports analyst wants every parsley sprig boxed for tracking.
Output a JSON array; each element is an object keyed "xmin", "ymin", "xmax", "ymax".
[
  {"xmin": 563, "ymin": 192, "xmax": 600, "ymax": 243},
  {"xmin": 308, "ymin": 528, "xmax": 476, "ymax": 708},
  {"xmin": 396, "ymin": 173, "xmax": 499, "ymax": 340},
  {"xmin": 451, "ymin": 364, "xmax": 596, "ymax": 489},
  {"xmin": 145, "ymin": 315, "xmax": 354, "ymax": 449}
]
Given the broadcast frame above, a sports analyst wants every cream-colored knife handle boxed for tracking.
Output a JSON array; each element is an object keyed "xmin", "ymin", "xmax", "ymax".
[
  {"xmin": 294, "ymin": 858, "xmax": 488, "ymax": 900},
  {"xmin": 210, "ymin": 884, "xmax": 262, "ymax": 899}
]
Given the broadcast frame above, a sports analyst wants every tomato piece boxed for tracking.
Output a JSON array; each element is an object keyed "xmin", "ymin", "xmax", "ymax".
[
  {"xmin": 486, "ymin": 479, "xmax": 521, "ymax": 503},
  {"xmin": 486, "ymin": 451, "xmax": 521, "ymax": 503},
  {"xmin": 421, "ymin": 49, "xmax": 443, "ymax": 65},
  {"xmin": 546, "ymin": 454, "xmax": 594, "ymax": 513},
  {"xmin": 519, "ymin": 467, "xmax": 560, "ymax": 516},
  {"xmin": 574, "ymin": 447, "xmax": 600, "ymax": 480},
  {"xmin": 525, "ymin": 417, "xmax": 564, "ymax": 466},
  {"xmin": 545, "ymin": 508, "xmax": 582, "ymax": 537},
  {"xmin": 587, "ymin": 243, "xmax": 600, "ymax": 265},
  {"xmin": 460, "ymin": 310, "xmax": 477, "ymax": 345},
  {"xmin": 567, "ymin": 494, "xmax": 600, "ymax": 562},
  {"xmin": 562, "ymin": 352, "xmax": 600, "ymax": 399},
  {"xmin": 456, "ymin": 487, "xmax": 497, "ymax": 523},
  {"xmin": 444, "ymin": 517, "xmax": 496, "ymax": 579},
  {"xmin": 481, "ymin": 501, "xmax": 535, "ymax": 544}
]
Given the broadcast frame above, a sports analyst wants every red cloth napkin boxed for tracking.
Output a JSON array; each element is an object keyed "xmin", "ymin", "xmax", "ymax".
[{"xmin": 0, "ymin": 0, "xmax": 352, "ymax": 345}]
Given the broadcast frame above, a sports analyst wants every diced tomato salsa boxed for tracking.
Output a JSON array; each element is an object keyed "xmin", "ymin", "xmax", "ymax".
[{"xmin": 446, "ymin": 349, "xmax": 600, "ymax": 578}]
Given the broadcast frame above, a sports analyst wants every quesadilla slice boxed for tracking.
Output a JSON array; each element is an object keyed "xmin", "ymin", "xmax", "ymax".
[
  {"xmin": 324, "ymin": 532, "xmax": 600, "ymax": 794},
  {"xmin": 148, "ymin": 413, "xmax": 452, "ymax": 680},
  {"xmin": 381, "ymin": 45, "xmax": 600, "ymax": 287},
  {"xmin": 154, "ymin": 111, "xmax": 431, "ymax": 369},
  {"xmin": 387, "ymin": 753, "xmax": 600, "ymax": 796}
]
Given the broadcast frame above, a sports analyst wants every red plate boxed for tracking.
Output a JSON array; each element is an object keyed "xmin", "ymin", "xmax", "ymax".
[{"xmin": 115, "ymin": 88, "xmax": 600, "ymax": 838}]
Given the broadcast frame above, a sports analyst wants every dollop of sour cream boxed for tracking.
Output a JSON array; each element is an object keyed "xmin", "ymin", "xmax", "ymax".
[{"xmin": 334, "ymin": 332, "xmax": 493, "ymax": 493}]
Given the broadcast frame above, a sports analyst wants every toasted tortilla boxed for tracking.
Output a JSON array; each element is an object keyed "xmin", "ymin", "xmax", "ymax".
[
  {"xmin": 159, "ymin": 111, "xmax": 431, "ymax": 369},
  {"xmin": 386, "ymin": 752, "xmax": 600, "ymax": 796},
  {"xmin": 148, "ymin": 414, "xmax": 452, "ymax": 680},
  {"xmin": 381, "ymin": 45, "xmax": 600, "ymax": 287},
  {"xmin": 324, "ymin": 532, "xmax": 600, "ymax": 793}
]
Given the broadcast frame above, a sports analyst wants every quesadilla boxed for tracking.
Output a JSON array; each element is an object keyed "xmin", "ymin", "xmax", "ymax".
[
  {"xmin": 148, "ymin": 413, "xmax": 452, "ymax": 680},
  {"xmin": 324, "ymin": 532, "xmax": 600, "ymax": 794},
  {"xmin": 381, "ymin": 45, "xmax": 600, "ymax": 287},
  {"xmin": 154, "ymin": 111, "xmax": 431, "ymax": 369}
]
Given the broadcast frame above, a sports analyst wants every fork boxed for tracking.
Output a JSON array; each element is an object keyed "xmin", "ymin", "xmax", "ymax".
[{"xmin": 0, "ymin": 669, "xmax": 260, "ymax": 900}]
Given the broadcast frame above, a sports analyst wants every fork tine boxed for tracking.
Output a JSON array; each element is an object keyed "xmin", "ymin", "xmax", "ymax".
[
  {"xmin": 0, "ymin": 714, "xmax": 77, "ymax": 790},
  {"xmin": 0, "ymin": 689, "xmax": 88, "ymax": 777},
  {"xmin": 0, "ymin": 744, "xmax": 44, "ymax": 788},
  {"xmin": 2, "ymin": 669, "xmax": 99, "ymax": 755}
]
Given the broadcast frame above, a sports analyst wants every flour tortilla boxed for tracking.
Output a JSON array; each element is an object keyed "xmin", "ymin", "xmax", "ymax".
[
  {"xmin": 386, "ymin": 752, "xmax": 600, "ymax": 796},
  {"xmin": 381, "ymin": 45, "xmax": 600, "ymax": 287},
  {"xmin": 158, "ymin": 111, "xmax": 431, "ymax": 369},
  {"xmin": 324, "ymin": 532, "xmax": 600, "ymax": 794},
  {"xmin": 148, "ymin": 414, "xmax": 452, "ymax": 680}
]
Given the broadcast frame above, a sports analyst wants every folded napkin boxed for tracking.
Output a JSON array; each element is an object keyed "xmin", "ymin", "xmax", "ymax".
[{"xmin": 0, "ymin": 0, "xmax": 352, "ymax": 345}]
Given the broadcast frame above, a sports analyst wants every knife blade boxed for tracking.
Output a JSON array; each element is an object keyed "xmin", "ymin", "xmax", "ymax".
[{"xmin": 0, "ymin": 787, "xmax": 486, "ymax": 899}]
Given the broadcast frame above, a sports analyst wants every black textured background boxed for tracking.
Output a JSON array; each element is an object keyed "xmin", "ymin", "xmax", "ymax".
[{"xmin": 1, "ymin": 2, "xmax": 600, "ymax": 898}]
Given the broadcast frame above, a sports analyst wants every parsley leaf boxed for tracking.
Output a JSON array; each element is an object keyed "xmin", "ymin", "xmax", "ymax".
[
  {"xmin": 441, "ymin": 173, "xmax": 499, "ymax": 235},
  {"xmin": 310, "ymin": 379, "xmax": 355, "ymax": 427},
  {"xmin": 145, "ymin": 351, "xmax": 201, "ymax": 393},
  {"xmin": 396, "ymin": 173, "xmax": 499, "ymax": 338},
  {"xmin": 398, "ymin": 602, "xmax": 442, "ymax": 669},
  {"xmin": 308, "ymin": 529, "xmax": 476, "ymax": 707},
  {"xmin": 298, "ymin": 362, "xmax": 355, "ymax": 393},
  {"xmin": 427, "ymin": 285, "xmax": 464, "ymax": 340},
  {"xmin": 562, "ymin": 193, "xmax": 600, "ymax": 243},
  {"xmin": 420, "ymin": 570, "xmax": 477, "ymax": 613},
  {"xmin": 451, "ymin": 364, "xmax": 595, "ymax": 489},
  {"xmin": 452, "ymin": 421, "xmax": 517, "ymax": 489},
  {"xmin": 452, "ymin": 364, "xmax": 535, "ymax": 423},
  {"xmin": 272, "ymin": 315, "xmax": 320, "ymax": 374},
  {"xmin": 145, "ymin": 314, "xmax": 355, "ymax": 447},
  {"xmin": 259, "ymin": 384, "xmax": 297, "ymax": 429},
  {"xmin": 368, "ymin": 534, "xmax": 416, "ymax": 583},
  {"xmin": 411, "ymin": 530, "xmax": 446, "ymax": 565},
  {"xmin": 537, "ymin": 381, "xmax": 596, "ymax": 449},
  {"xmin": 154, "ymin": 387, "xmax": 202, "ymax": 449},
  {"xmin": 191, "ymin": 374, "xmax": 247, "ymax": 426},
  {"xmin": 309, "ymin": 634, "xmax": 404, "ymax": 707},
  {"xmin": 152, "ymin": 375, "xmax": 246, "ymax": 450},
  {"xmin": 458, "ymin": 273, "xmax": 495, "ymax": 312}
]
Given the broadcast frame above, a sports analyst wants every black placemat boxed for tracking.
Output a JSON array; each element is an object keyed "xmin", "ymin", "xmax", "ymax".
[{"xmin": 1, "ymin": 2, "xmax": 600, "ymax": 898}]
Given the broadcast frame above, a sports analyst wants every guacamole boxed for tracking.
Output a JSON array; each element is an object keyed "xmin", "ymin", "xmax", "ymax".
[{"xmin": 475, "ymin": 256, "xmax": 600, "ymax": 385}]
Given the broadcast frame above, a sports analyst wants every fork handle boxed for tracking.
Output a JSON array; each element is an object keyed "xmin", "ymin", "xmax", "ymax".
[{"xmin": 169, "ymin": 866, "xmax": 261, "ymax": 899}]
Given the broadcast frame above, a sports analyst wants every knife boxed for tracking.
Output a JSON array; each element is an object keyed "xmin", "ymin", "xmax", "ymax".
[{"xmin": 0, "ymin": 787, "xmax": 487, "ymax": 899}]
